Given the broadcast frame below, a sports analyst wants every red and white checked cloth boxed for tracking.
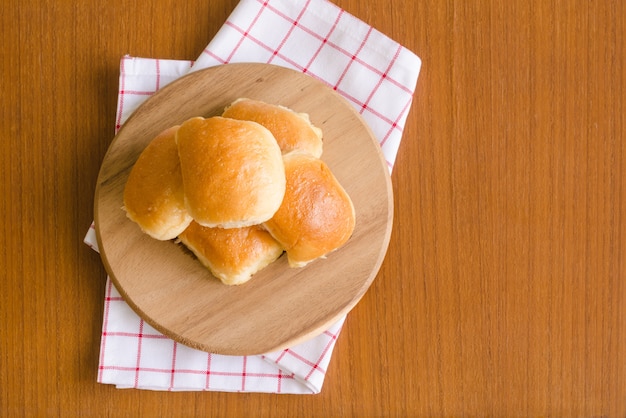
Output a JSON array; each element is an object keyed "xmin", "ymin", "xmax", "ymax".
[{"xmin": 84, "ymin": 0, "xmax": 421, "ymax": 393}]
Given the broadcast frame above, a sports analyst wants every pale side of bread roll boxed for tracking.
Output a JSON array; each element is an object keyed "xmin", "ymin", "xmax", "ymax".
[
  {"xmin": 123, "ymin": 126, "xmax": 193, "ymax": 240},
  {"xmin": 222, "ymin": 98, "xmax": 323, "ymax": 158},
  {"xmin": 263, "ymin": 151, "xmax": 355, "ymax": 268},
  {"xmin": 175, "ymin": 116, "xmax": 286, "ymax": 228},
  {"xmin": 178, "ymin": 222, "xmax": 284, "ymax": 286}
]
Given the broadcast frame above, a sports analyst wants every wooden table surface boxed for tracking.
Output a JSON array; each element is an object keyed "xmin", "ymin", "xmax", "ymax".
[{"xmin": 2, "ymin": 0, "xmax": 624, "ymax": 416}]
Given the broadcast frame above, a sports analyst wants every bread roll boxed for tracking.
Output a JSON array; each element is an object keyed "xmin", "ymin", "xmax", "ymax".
[
  {"xmin": 222, "ymin": 98, "xmax": 323, "ymax": 158},
  {"xmin": 178, "ymin": 222, "xmax": 284, "ymax": 285},
  {"xmin": 123, "ymin": 126, "xmax": 192, "ymax": 240},
  {"xmin": 175, "ymin": 116, "xmax": 286, "ymax": 228},
  {"xmin": 263, "ymin": 151, "xmax": 355, "ymax": 267}
]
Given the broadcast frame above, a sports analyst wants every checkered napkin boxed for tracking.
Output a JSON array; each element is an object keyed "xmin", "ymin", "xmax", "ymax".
[{"xmin": 84, "ymin": 0, "xmax": 421, "ymax": 393}]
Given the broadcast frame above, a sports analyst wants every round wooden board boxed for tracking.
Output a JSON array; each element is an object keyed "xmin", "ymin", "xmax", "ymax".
[{"xmin": 94, "ymin": 63, "xmax": 393, "ymax": 355}]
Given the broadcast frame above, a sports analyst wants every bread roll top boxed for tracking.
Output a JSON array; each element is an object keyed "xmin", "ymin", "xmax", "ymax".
[
  {"xmin": 178, "ymin": 222, "xmax": 284, "ymax": 286},
  {"xmin": 222, "ymin": 98, "xmax": 323, "ymax": 158},
  {"xmin": 263, "ymin": 151, "xmax": 355, "ymax": 267},
  {"xmin": 176, "ymin": 116, "xmax": 286, "ymax": 228},
  {"xmin": 123, "ymin": 125, "xmax": 192, "ymax": 240}
]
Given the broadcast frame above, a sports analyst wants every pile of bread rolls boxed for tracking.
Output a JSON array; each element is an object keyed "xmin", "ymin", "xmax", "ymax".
[{"xmin": 123, "ymin": 98, "xmax": 355, "ymax": 285}]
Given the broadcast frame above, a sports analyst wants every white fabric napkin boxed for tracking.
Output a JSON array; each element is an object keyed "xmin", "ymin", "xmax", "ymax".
[{"xmin": 85, "ymin": 0, "xmax": 421, "ymax": 393}]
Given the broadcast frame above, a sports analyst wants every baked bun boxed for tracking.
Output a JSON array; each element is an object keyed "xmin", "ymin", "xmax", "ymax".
[
  {"xmin": 123, "ymin": 126, "xmax": 192, "ymax": 240},
  {"xmin": 263, "ymin": 151, "xmax": 355, "ymax": 267},
  {"xmin": 222, "ymin": 98, "xmax": 323, "ymax": 158},
  {"xmin": 175, "ymin": 116, "xmax": 286, "ymax": 228},
  {"xmin": 178, "ymin": 222, "xmax": 284, "ymax": 285}
]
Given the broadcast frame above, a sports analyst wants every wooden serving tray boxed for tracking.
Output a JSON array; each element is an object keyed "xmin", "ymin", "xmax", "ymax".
[{"xmin": 94, "ymin": 63, "xmax": 393, "ymax": 355}]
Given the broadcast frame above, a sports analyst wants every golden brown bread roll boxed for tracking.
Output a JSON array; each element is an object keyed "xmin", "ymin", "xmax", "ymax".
[
  {"xmin": 123, "ymin": 126, "xmax": 192, "ymax": 240},
  {"xmin": 222, "ymin": 98, "xmax": 323, "ymax": 158},
  {"xmin": 175, "ymin": 116, "xmax": 286, "ymax": 228},
  {"xmin": 178, "ymin": 222, "xmax": 284, "ymax": 285},
  {"xmin": 263, "ymin": 151, "xmax": 355, "ymax": 267}
]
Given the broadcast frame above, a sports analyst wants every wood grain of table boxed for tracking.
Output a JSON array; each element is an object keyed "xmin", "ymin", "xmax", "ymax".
[{"xmin": 1, "ymin": 0, "xmax": 624, "ymax": 416}]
